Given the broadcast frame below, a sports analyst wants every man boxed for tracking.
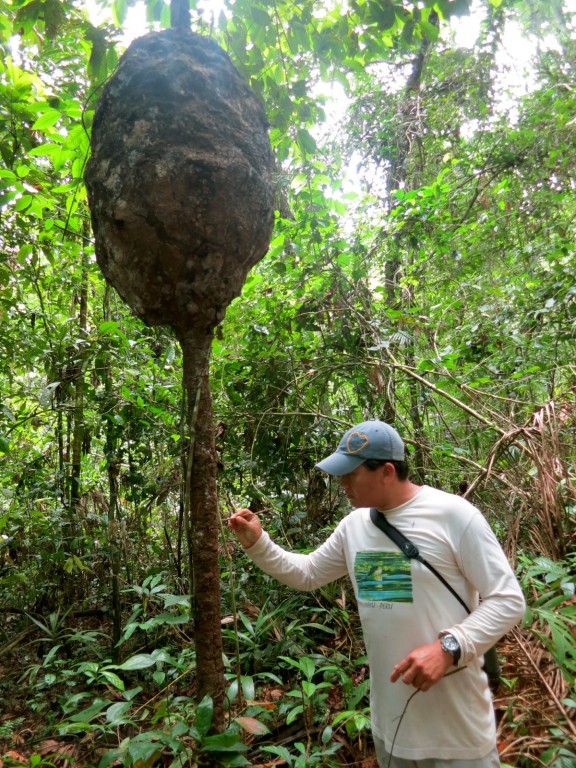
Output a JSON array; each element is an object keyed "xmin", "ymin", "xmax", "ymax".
[{"xmin": 228, "ymin": 420, "xmax": 526, "ymax": 768}]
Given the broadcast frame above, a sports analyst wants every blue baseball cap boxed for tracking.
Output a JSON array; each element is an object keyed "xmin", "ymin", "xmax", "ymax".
[{"xmin": 316, "ymin": 420, "xmax": 405, "ymax": 476}]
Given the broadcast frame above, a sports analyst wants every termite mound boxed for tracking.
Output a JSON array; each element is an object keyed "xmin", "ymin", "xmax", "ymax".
[{"xmin": 85, "ymin": 28, "xmax": 275, "ymax": 342}]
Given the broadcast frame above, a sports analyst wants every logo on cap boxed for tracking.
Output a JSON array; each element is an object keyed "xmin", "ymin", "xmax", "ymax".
[{"xmin": 346, "ymin": 431, "xmax": 369, "ymax": 454}]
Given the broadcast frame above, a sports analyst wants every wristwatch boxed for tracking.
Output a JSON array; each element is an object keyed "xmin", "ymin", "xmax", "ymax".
[{"xmin": 439, "ymin": 632, "xmax": 461, "ymax": 665}]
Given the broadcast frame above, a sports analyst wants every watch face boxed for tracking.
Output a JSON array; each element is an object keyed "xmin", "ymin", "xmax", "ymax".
[{"xmin": 441, "ymin": 634, "xmax": 460, "ymax": 654}]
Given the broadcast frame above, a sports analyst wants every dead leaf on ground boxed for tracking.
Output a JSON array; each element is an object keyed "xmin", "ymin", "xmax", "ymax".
[
  {"xmin": 37, "ymin": 740, "xmax": 76, "ymax": 767},
  {"xmin": 1, "ymin": 751, "xmax": 28, "ymax": 766}
]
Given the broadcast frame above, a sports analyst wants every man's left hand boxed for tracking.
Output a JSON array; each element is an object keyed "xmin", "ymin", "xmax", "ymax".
[{"xmin": 390, "ymin": 639, "xmax": 455, "ymax": 691}]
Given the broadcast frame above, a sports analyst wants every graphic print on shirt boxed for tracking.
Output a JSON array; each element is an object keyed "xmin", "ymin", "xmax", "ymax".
[{"xmin": 354, "ymin": 551, "xmax": 413, "ymax": 602}]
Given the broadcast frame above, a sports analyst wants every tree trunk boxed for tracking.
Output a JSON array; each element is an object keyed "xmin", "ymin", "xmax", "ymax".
[
  {"xmin": 103, "ymin": 284, "xmax": 123, "ymax": 650},
  {"xmin": 84, "ymin": 27, "xmax": 273, "ymax": 725},
  {"xmin": 180, "ymin": 334, "xmax": 225, "ymax": 731},
  {"xmin": 171, "ymin": 0, "xmax": 190, "ymax": 31},
  {"xmin": 384, "ymin": 16, "xmax": 437, "ymax": 478},
  {"xmin": 69, "ymin": 252, "xmax": 89, "ymax": 513}
]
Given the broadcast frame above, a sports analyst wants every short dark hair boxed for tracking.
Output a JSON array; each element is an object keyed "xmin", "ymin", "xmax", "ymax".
[{"xmin": 363, "ymin": 458, "xmax": 410, "ymax": 481}]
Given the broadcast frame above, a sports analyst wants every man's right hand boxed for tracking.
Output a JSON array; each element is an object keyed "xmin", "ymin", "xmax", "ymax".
[{"xmin": 227, "ymin": 508, "xmax": 262, "ymax": 549}]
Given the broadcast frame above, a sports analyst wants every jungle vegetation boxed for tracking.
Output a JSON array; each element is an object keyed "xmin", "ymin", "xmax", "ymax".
[{"xmin": 0, "ymin": 0, "xmax": 575, "ymax": 766}]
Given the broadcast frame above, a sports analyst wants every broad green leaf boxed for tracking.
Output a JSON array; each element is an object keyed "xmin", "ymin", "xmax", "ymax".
[
  {"xmin": 150, "ymin": 648, "xmax": 178, "ymax": 664},
  {"xmin": 127, "ymin": 739, "xmax": 162, "ymax": 765},
  {"xmin": 296, "ymin": 128, "xmax": 317, "ymax": 156},
  {"xmin": 31, "ymin": 109, "xmax": 62, "ymax": 130},
  {"xmin": 105, "ymin": 701, "xmax": 133, "ymax": 723},
  {"xmin": 201, "ymin": 733, "xmax": 249, "ymax": 752},
  {"xmin": 100, "ymin": 670, "xmax": 125, "ymax": 690},
  {"xmin": 69, "ymin": 698, "xmax": 110, "ymax": 723},
  {"xmin": 194, "ymin": 693, "xmax": 214, "ymax": 737},
  {"xmin": 162, "ymin": 594, "xmax": 190, "ymax": 608},
  {"xmin": 286, "ymin": 704, "xmax": 304, "ymax": 724},
  {"xmin": 262, "ymin": 745, "xmax": 293, "ymax": 763},
  {"xmin": 116, "ymin": 653, "xmax": 156, "ymax": 670}
]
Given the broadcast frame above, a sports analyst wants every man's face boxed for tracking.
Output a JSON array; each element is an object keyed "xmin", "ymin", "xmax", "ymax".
[{"xmin": 339, "ymin": 463, "xmax": 386, "ymax": 508}]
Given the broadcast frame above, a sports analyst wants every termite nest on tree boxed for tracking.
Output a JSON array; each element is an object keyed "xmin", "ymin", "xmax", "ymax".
[{"xmin": 85, "ymin": 29, "xmax": 275, "ymax": 341}]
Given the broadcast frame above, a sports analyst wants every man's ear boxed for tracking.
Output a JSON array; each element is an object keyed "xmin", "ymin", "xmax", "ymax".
[{"xmin": 382, "ymin": 461, "xmax": 397, "ymax": 480}]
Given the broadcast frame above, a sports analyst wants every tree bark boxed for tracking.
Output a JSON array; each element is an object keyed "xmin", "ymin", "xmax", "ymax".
[
  {"xmin": 171, "ymin": 0, "xmax": 190, "ymax": 31},
  {"xmin": 103, "ymin": 284, "xmax": 123, "ymax": 651},
  {"xmin": 180, "ymin": 334, "xmax": 225, "ymax": 731},
  {"xmin": 69, "ymin": 252, "xmax": 89, "ymax": 513}
]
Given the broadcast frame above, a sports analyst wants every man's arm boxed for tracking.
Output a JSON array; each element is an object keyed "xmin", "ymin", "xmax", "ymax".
[
  {"xmin": 390, "ymin": 510, "xmax": 526, "ymax": 691},
  {"xmin": 228, "ymin": 508, "xmax": 349, "ymax": 591},
  {"xmin": 446, "ymin": 511, "xmax": 526, "ymax": 664}
]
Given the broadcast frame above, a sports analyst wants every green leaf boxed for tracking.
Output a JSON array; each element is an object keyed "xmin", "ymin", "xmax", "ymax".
[
  {"xmin": 105, "ymin": 701, "xmax": 133, "ymax": 723},
  {"xmin": 97, "ymin": 746, "xmax": 125, "ymax": 768},
  {"xmin": 150, "ymin": 648, "xmax": 178, "ymax": 664},
  {"xmin": 368, "ymin": 0, "xmax": 396, "ymax": 31},
  {"xmin": 262, "ymin": 745, "xmax": 293, "ymax": 762},
  {"xmin": 322, "ymin": 724, "xmax": 333, "ymax": 744},
  {"xmin": 150, "ymin": 611, "xmax": 189, "ymax": 625},
  {"xmin": 299, "ymin": 655, "xmax": 316, "ymax": 680},
  {"xmin": 28, "ymin": 144, "xmax": 62, "ymax": 158},
  {"xmin": 436, "ymin": 0, "xmax": 471, "ymax": 17},
  {"xmin": 127, "ymin": 738, "xmax": 162, "ymax": 765},
  {"xmin": 116, "ymin": 653, "xmax": 156, "ymax": 670},
  {"xmin": 296, "ymin": 128, "xmax": 317, "ymax": 156},
  {"xmin": 100, "ymin": 670, "xmax": 125, "ymax": 690},
  {"xmin": 69, "ymin": 698, "xmax": 110, "ymax": 723},
  {"xmin": 111, "ymin": 0, "xmax": 129, "ymax": 26},
  {"xmin": 201, "ymin": 733, "xmax": 249, "ymax": 752},
  {"xmin": 286, "ymin": 703, "xmax": 304, "ymax": 724},
  {"xmin": 194, "ymin": 693, "xmax": 214, "ymax": 737},
  {"xmin": 240, "ymin": 675, "xmax": 255, "ymax": 701},
  {"xmin": 31, "ymin": 109, "xmax": 62, "ymax": 130},
  {"xmin": 58, "ymin": 721, "xmax": 99, "ymax": 735},
  {"xmin": 162, "ymin": 594, "xmax": 190, "ymax": 608},
  {"xmin": 14, "ymin": 194, "xmax": 35, "ymax": 211}
]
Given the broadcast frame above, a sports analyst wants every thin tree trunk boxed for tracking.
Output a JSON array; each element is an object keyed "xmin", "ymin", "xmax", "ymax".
[
  {"xmin": 103, "ymin": 284, "xmax": 122, "ymax": 650},
  {"xmin": 171, "ymin": 0, "xmax": 190, "ymax": 30},
  {"xmin": 383, "ymin": 15, "xmax": 437, "ymax": 478},
  {"xmin": 385, "ymin": 30, "xmax": 433, "ymax": 303},
  {"xmin": 180, "ymin": 333, "xmax": 225, "ymax": 731},
  {"xmin": 70, "ymin": 254, "xmax": 89, "ymax": 513},
  {"xmin": 57, "ymin": 409, "xmax": 65, "ymax": 504}
]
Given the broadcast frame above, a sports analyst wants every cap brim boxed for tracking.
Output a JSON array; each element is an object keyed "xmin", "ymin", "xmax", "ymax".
[{"xmin": 315, "ymin": 452, "xmax": 366, "ymax": 476}]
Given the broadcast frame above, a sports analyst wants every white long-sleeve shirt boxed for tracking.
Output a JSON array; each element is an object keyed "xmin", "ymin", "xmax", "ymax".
[{"xmin": 244, "ymin": 485, "xmax": 526, "ymax": 760}]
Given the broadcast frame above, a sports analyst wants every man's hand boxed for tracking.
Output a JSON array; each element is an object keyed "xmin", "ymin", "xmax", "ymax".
[
  {"xmin": 227, "ymin": 508, "xmax": 263, "ymax": 549},
  {"xmin": 390, "ymin": 639, "xmax": 455, "ymax": 692}
]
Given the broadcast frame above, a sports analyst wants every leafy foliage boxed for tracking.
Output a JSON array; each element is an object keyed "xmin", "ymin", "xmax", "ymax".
[{"xmin": 1, "ymin": 0, "xmax": 576, "ymax": 765}]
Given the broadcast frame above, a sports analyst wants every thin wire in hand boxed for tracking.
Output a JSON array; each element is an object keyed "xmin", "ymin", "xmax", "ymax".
[{"xmin": 386, "ymin": 667, "xmax": 467, "ymax": 768}]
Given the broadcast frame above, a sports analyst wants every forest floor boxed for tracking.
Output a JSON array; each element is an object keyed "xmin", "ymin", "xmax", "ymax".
[{"xmin": 0, "ymin": 618, "xmax": 573, "ymax": 767}]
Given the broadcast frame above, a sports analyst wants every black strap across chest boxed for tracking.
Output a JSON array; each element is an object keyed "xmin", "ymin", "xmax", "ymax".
[
  {"xmin": 369, "ymin": 507, "xmax": 502, "ymax": 684},
  {"xmin": 369, "ymin": 507, "xmax": 471, "ymax": 615}
]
